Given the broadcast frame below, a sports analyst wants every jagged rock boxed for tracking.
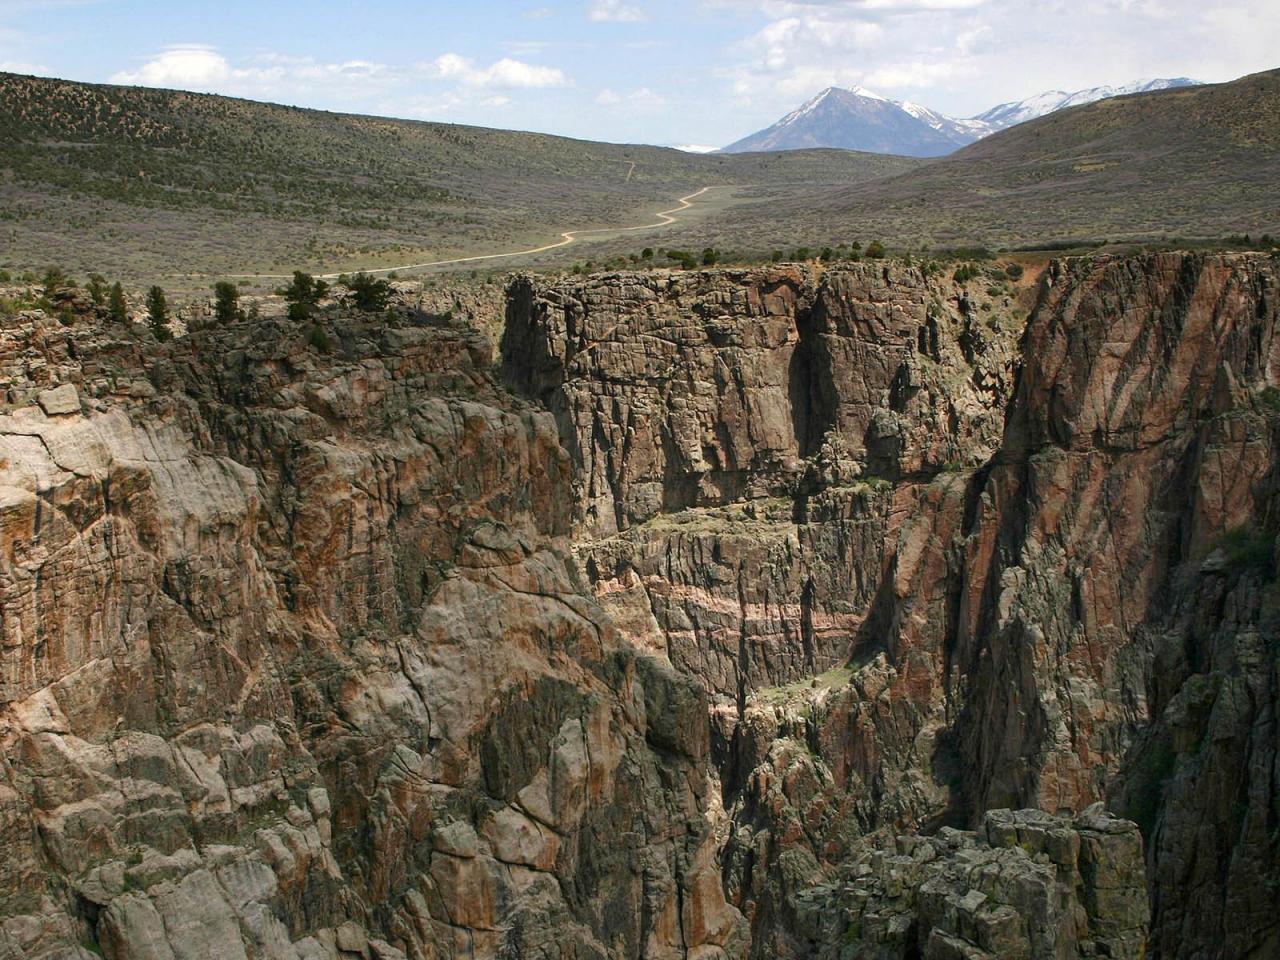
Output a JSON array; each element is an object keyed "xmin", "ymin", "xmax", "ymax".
[
  {"xmin": 2, "ymin": 252, "xmax": 1278, "ymax": 960},
  {"xmin": 0, "ymin": 307, "xmax": 746, "ymax": 959},
  {"xmin": 792, "ymin": 807, "xmax": 1148, "ymax": 959},
  {"xmin": 504, "ymin": 254, "xmax": 1280, "ymax": 959}
]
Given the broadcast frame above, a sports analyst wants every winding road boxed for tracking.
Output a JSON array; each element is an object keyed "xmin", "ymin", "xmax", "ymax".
[{"xmin": 227, "ymin": 185, "xmax": 719, "ymax": 281}]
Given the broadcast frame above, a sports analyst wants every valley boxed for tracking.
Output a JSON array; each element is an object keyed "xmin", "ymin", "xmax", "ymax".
[{"xmin": 0, "ymin": 25, "xmax": 1278, "ymax": 960}]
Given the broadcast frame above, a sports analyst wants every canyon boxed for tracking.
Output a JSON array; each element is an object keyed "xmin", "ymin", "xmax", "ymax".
[{"xmin": 0, "ymin": 252, "xmax": 1277, "ymax": 959}]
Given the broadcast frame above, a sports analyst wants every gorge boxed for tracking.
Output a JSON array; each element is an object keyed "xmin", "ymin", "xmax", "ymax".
[{"xmin": 0, "ymin": 252, "xmax": 1277, "ymax": 959}]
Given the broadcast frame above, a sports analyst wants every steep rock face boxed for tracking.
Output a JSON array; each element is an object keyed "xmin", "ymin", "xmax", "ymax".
[
  {"xmin": 952, "ymin": 254, "xmax": 1280, "ymax": 957},
  {"xmin": 0, "ymin": 308, "xmax": 745, "ymax": 959},
  {"xmin": 503, "ymin": 255, "xmax": 1280, "ymax": 959}
]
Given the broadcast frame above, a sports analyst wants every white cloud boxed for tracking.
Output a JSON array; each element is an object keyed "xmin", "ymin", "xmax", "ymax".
[
  {"xmin": 588, "ymin": 0, "xmax": 646, "ymax": 22},
  {"xmin": 111, "ymin": 44, "xmax": 231, "ymax": 88},
  {"xmin": 431, "ymin": 53, "xmax": 567, "ymax": 88},
  {"xmin": 0, "ymin": 59, "xmax": 51, "ymax": 75},
  {"xmin": 596, "ymin": 86, "xmax": 665, "ymax": 110}
]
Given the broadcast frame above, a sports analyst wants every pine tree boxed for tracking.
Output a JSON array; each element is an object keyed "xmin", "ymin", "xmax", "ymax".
[
  {"xmin": 213, "ymin": 281, "xmax": 241, "ymax": 324},
  {"xmin": 146, "ymin": 285, "xmax": 171, "ymax": 341},
  {"xmin": 107, "ymin": 282, "xmax": 129, "ymax": 324},
  {"xmin": 86, "ymin": 274, "xmax": 108, "ymax": 307}
]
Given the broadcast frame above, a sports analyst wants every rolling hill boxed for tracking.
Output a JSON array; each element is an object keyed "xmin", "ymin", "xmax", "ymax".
[{"xmin": 0, "ymin": 72, "xmax": 919, "ymax": 284}]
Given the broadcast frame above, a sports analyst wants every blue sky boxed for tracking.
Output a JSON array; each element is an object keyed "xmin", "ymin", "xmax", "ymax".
[{"xmin": 2, "ymin": 0, "xmax": 1276, "ymax": 148}]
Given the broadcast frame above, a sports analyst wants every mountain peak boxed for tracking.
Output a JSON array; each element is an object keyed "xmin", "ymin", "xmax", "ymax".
[{"xmin": 722, "ymin": 76, "xmax": 1203, "ymax": 157}]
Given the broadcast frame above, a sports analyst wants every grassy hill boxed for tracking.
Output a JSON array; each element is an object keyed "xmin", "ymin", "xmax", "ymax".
[
  {"xmin": 684, "ymin": 69, "xmax": 1280, "ymax": 252},
  {"xmin": 0, "ymin": 72, "xmax": 918, "ymax": 284}
]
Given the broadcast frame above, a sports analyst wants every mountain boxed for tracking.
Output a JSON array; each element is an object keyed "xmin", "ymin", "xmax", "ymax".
[
  {"xmin": 975, "ymin": 77, "xmax": 1200, "ymax": 128},
  {"xmin": 0, "ymin": 71, "xmax": 920, "ymax": 284},
  {"xmin": 697, "ymin": 69, "xmax": 1280, "ymax": 249},
  {"xmin": 721, "ymin": 86, "xmax": 976, "ymax": 157},
  {"xmin": 721, "ymin": 77, "xmax": 1201, "ymax": 157}
]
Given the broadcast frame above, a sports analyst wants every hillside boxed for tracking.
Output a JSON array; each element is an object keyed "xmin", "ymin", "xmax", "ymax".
[
  {"xmin": 694, "ymin": 69, "xmax": 1280, "ymax": 250},
  {"xmin": 0, "ymin": 72, "xmax": 918, "ymax": 284}
]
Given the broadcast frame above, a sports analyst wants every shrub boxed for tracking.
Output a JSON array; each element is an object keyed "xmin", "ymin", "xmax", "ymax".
[
  {"xmin": 790, "ymin": 247, "xmax": 811, "ymax": 261},
  {"xmin": 701, "ymin": 247, "xmax": 720, "ymax": 266},
  {"xmin": 307, "ymin": 324, "xmax": 333, "ymax": 354},
  {"xmin": 865, "ymin": 241, "xmax": 886, "ymax": 259},
  {"xmin": 953, "ymin": 263, "xmax": 981, "ymax": 284},
  {"xmin": 1217, "ymin": 526, "xmax": 1276, "ymax": 577},
  {"xmin": 641, "ymin": 247, "xmax": 654, "ymax": 260},
  {"xmin": 820, "ymin": 247, "xmax": 834, "ymax": 262},
  {"xmin": 1005, "ymin": 262, "xmax": 1024, "ymax": 280},
  {"xmin": 42, "ymin": 266, "xmax": 71, "ymax": 298},
  {"xmin": 771, "ymin": 250, "xmax": 783, "ymax": 263},
  {"xmin": 279, "ymin": 270, "xmax": 328, "ymax": 321}
]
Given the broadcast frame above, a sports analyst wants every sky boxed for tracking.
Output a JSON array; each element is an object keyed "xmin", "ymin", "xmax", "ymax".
[{"xmin": 1, "ymin": 0, "xmax": 1277, "ymax": 149}]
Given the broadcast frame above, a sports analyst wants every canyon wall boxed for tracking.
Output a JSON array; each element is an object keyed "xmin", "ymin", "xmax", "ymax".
[
  {"xmin": 0, "ymin": 251, "xmax": 1275, "ymax": 960},
  {"xmin": 504, "ymin": 254, "xmax": 1280, "ymax": 959},
  {"xmin": 0, "ymin": 306, "xmax": 744, "ymax": 959}
]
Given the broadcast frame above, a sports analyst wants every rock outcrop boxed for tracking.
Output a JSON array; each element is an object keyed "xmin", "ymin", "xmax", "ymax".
[
  {"xmin": 0, "ymin": 305, "xmax": 744, "ymax": 959},
  {"xmin": 504, "ymin": 255, "xmax": 1280, "ymax": 959},
  {"xmin": 794, "ymin": 806, "xmax": 1148, "ymax": 960}
]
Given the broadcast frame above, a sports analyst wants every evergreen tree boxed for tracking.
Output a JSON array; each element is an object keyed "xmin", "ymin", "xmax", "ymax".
[
  {"xmin": 41, "ymin": 266, "xmax": 69, "ymax": 299},
  {"xmin": 342, "ymin": 272, "xmax": 392, "ymax": 312},
  {"xmin": 108, "ymin": 282, "xmax": 129, "ymax": 324},
  {"xmin": 213, "ymin": 281, "xmax": 241, "ymax": 324},
  {"xmin": 865, "ymin": 240, "xmax": 887, "ymax": 259},
  {"xmin": 86, "ymin": 274, "xmax": 108, "ymax": 307},
  {"xmin": 280, "ymin": 270, "xmax": 328, "ymax": 321},
  {"xmin": 146, "ymin": 286, "xmax": 171, "ymax": 341}
]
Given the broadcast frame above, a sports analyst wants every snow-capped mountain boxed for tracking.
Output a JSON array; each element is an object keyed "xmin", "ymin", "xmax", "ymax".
[
  {"xmin": 720, "ymin": 78, "xmax": 1201, "ymax": 157},
  {"xmin": 720, "ymin": 86, "xmax": 975, "ymax": 157},
  {"xmin": 974, "ymin": 78, "xmax": 1199, "ymax": 129}
]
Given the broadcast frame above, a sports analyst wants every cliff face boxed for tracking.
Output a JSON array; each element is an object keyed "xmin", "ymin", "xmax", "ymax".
[
  {"xmin": 504, "ymin": 254, "xmax": 1280, "ymax": 959},
  {"xmin": 1, "ymin": 251, "xmax": 1275, "ymax": 960},
  {"xmin": 0, "ymin": 308, "xmax": 744, "ymax": 959}
]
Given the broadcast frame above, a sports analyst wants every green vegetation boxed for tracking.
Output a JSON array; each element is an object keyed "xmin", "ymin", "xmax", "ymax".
[
  {"xmin": 107, "ymin": 281, "xmax": 129, "ymax": 324},
  {"xmin": 145, "ymin": 285, "xmax": 170, "ymax": 340},
  {"xmin": 280, "ymin": 270, "xmax": 328, "ymax": 320},
  {"xmin": 213, "ymin": 281, "xmax": 242, "ymax": 324},
  {"xmin": 341, "ymin": 272, "xmax": 393, "ymax": 311},
  {"xmin": 864, "ymin": 240, "xmax": 886, "ymax": 259},
  {"xmin": 0, "ymin": 71, "xmax": 916, "ymax": 285},
  {"xmin": 1217, "ymin": 526, "xmax": 1277, "ymax": 578},
  {"xmin": 86, "ymin": 273, "xmax": 107, "ymax": 306}
]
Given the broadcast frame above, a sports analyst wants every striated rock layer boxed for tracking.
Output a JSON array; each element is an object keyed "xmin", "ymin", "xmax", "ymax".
[{"xmin": 504, "ymin": 255, "xmax": 1280, "ymax": 959}]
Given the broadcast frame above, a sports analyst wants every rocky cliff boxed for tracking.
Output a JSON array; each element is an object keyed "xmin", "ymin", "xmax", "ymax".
[
  {"xmin": 504, "ymin": 254, "xmax": 1280, "ymax": 959},
  {"xmin": 0, "ymin": 251, "xmax": 1275, "ymax": 960},
  {"xmin": 0, "ymin": 303, "xmax": 744, "ymax": 959}
]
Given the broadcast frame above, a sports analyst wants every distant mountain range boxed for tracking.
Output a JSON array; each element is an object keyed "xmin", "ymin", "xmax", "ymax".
[{"xmin": 721, "ymin": 78, "xmax": 1201, "ymax": 157}]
